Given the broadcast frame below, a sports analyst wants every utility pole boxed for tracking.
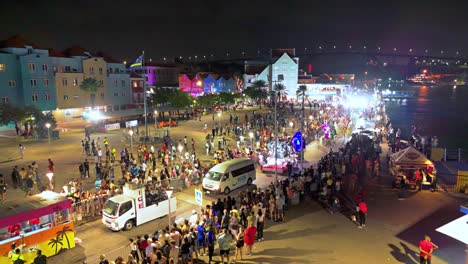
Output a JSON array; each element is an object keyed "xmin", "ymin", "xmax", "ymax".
[
  {"xmin": 269, "ymin": 61, "xmax": 279, "ymax": 183},
  {"xmin": 142, "ymin": 51, "xmax": 148, "ymax": 139}
]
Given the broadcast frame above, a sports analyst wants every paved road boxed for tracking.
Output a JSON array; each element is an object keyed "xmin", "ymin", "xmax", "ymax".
[{"xmin": 1, "ymin": 107, "xmax": 466, "ymax": 263}]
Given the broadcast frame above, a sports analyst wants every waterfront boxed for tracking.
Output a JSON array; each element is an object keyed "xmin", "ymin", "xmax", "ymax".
[{"xmin": 384, "ymin": 84, "xmax": 468, "ymax": 149}]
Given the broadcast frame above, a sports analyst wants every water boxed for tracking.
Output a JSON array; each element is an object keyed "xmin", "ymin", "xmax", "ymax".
[{"xmin": 384, "ymin": 84, "xmax": 468, "ymax": 149}]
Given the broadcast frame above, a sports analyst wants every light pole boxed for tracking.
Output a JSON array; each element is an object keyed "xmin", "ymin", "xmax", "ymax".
[
  {"xmin": 154, "ymin": 110, "xmax": 158, "ymax": 135},
  {"xmin": 165, "ymin": 188, "xmax": 174, "ymax": 228},
  {"xmin": 249, "ymin": 132, "xmax": 254, "ymax": 149},
  {"xmin": 46, "ymin": 172, "xmax": 54, "ymax": 191},
  {"xmin": 45, "ymin": 123, "xmax": 51, "ymax": 144},
  {"xmin": 129, "ymin": 130, "xmax": 134, "ymax": 153},
  {"xmin": 217, "ymin": 112, "xmax": 221, "ymax": 127}
]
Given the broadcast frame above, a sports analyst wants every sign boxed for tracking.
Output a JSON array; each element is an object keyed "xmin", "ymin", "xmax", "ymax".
[
  {"xmin": 195, "ymin": 189, "xmax": 203, "ymax": 205},
  {"xmin": 125, "ymin": 120, "xmax": 137, "ymax": 128},
  {"xmin": 137, "ymin": 190, "xmax": 144, "ymax": 208},
  {"xmin": 105, "ymin": 123, "xmax": 120, "ymax": 131}
]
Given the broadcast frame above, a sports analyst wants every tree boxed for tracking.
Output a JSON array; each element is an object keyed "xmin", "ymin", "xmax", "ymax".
[
  {"xmin": 79, "ymin": 77, "xmax": 102, "ymax": 107},
  {"xmin": 274, "ymin": 83, "xmax": 287, "ymax": 102},
  {"xmin": 296, "ymin": 84, "xmax": 308, "ymax": 123},
  {"xmin": 250, "ymin": 80, "xmax": 268, "ymax": 107},
  {"xmin": 197, "ymin": 94, "xmax": 218, "ymax": 107},
  {"xmin": 218, "ymin": 92, "xmax": 241, "ymax": 105},
  {"xmin": 168, "ymin": 90, "xmax": 194, "ymax": 109}
]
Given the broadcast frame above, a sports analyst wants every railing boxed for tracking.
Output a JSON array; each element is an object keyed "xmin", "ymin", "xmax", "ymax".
[
  {"xmin": 443, "ymin": 148, "xmax": 468, "ymax": 162},
  {"xmin": 437, "ymin": 172, "xmax": 468, "ymax": 194}
]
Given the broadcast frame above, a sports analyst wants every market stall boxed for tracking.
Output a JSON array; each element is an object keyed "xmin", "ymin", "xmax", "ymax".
[{"xmin": 389, "ymin": 146, "xmax": 436, "ymax": 188}]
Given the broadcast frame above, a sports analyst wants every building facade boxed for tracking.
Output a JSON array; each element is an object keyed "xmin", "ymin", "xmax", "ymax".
[{"xmin": 0, "ymin": 36, "xmax": 133, "ymax": 123}]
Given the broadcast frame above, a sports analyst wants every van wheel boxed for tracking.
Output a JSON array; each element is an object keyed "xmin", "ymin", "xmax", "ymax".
[
  {"xmin": 247, "ymin": 178, "xmax": 253, "ymax": 185},
  {"xmin": 223, "ymin": 187, "xmax": 230, "ymax": 195},
  {"xmin": 124, "ymin": 220, "xmax": 134, "ymax": 231}
]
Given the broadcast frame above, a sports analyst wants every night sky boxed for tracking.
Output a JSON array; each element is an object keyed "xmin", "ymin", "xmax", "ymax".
[{"xmin": 1, "ymin": 0, "xmax": 467, "ymax": 61}]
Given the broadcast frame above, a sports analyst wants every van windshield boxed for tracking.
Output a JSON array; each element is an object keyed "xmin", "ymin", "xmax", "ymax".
[
  {"xmin": 205, "ymin": 171, "xmax": 224, "ymax": 181},
  {"xmin": 103, "ymin": 200, "xmax": 119, "ymax": 216}
]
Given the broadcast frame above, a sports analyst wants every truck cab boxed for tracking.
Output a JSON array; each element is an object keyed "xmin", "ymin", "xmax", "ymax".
[{"xmin": 102, "ymin": 184, "xmax": 177, "ymax": 231}]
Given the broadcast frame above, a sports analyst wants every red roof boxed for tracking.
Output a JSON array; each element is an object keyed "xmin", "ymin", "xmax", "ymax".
[
  {"xmin": 63, "ymin": 46, "xmax": 93, "ymax": 57},
  {"xmin": 245, "ymin": 65, "xmax": 266, "ymax": 75},
  {"xmin": 48, "ymin": 48, "xmax": 66, "ymax": 57},
  {"xmin": 0, "ymin": 35, "xmax": 39, "ymax": 49}
]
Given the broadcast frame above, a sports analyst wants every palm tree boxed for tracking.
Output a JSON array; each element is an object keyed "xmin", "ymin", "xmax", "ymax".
[
  {"xmin": 48, "ymin": 237, "xmax": 63, "ymax": 254},
  {"xmin": 250, "ymin": 80, "xmax": 267, "ymax": 107},
  {"xmin": 297, "ymin": 84, "xmax": 308, "ymax": 126},
  {"xmin": 274, "ymin": 83, "xmax": 287, "ymax": 103},
  {"xmin": 79, "ymin": 77, "xmax": 103, "ymax": 107},
  {"xmin": 56, "ymin": 225, "xmax": 73, "ymax": 248}
]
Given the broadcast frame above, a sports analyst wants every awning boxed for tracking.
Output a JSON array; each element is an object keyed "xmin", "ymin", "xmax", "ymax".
[{"xmin": 436, "ymin": 214, "xmax": 468, "ymax": 244}]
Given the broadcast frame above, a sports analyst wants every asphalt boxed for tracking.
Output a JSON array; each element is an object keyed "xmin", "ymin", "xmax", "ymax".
[{"xmin": 0, "ymin": 107, "xmax": 467, "ymax": 264}]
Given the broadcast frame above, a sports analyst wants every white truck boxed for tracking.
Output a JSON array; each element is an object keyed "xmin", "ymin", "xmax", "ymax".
[{"xmin": 102, "ymin": 183, "xmax": 177, "ymax": 231}]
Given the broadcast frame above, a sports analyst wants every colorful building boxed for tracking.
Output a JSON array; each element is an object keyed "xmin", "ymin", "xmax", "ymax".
[{"xmin": 178, "ymin": 72, "xmax": 238, "ymax": 96}]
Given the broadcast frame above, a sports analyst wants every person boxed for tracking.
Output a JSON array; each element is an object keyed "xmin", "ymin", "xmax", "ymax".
[
  {"xmin": 168, "ymin": 240, "xmax": 180, "ymax": 264},
  {"xmin": 180, "ymin": 237, "xmax": 191, "ymax": 264},
  {"xmin": 217, "ymin": 228, "xmax": 233, "ymax": 264},
  {"xmin": 234, "ymin": 226, "xmax": 245, "ymax": 263},
  {"xmin": 127, "ymin": 254, "xmax": 137, "ymax": 264},
  {"xmin": 244, "ymin": 223, "xmax": 257, "ymax": 256},
  {"xmin": 206, "ymin": 224, "xmax": 215, "ymax": 264},
  {"xmin": 196, "ymin": 221, "xmax": 206, "ymax": 256},
  {"xmin": 419, "ymin": 235, "xmax": 438, "ymax": 264},
  {"xmin": 19, "ymin": 144, "xmax": 25, "ymax": 159},
  {"xmin": 256, "ymin": 208, "xmax": 265, "ymax": 241},
  {"xmin": 0, "ymin": 174, "xmax": 6, "ymax": 203},
  {"xmin": 129, "ymin": 238, "xmax": 139, "ymax": 263},
  {"xmin": 357, "ymin": 200, "xmax": 368, "ymax": 228},
  {"xmin": 32, "ymin": 249, "xmax": 47, "ymax": 264},
  {"xmin": 99, "ymin": 254, "xmax": 110, "ymax": 264},
  {"xmin": 11, "ymin": 248, "xmax": 25, "ymax": 264}
]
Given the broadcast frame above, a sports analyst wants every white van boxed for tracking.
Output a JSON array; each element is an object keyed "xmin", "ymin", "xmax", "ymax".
[{"xmin": 203, "ymin": 158, "xmax": 256, "ymax": 194}]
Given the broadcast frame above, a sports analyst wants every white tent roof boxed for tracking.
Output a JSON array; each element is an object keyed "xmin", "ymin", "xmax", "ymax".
[
  {"xmin": 390, "ymin": 146, "xmax": 433, "ymax": 166},
  {"xmin": 436, "ymin": 214, "xmax": 468, "ymax": 244}
]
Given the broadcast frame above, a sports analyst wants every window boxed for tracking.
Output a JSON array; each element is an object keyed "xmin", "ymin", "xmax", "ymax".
[
  {"xmin": 8, "ymin": 80, "xmax": 16, "ymax": 87},
  {"xmin": 43, "ymin": 79, "xmax": 49, "ymax": 87},
  {"xmin": 121, "ymin": 80, "xmax": 126, "ymax": 87},
  {"xmin": 139, "ymin": 81, "xmax": 144, "ymax": 87},
  {"xmin": 44, "ymin": 93, "xmax": 51, "ymax": 101},
  {"xmin": 231, "ymin": 164, "xmax": 255, "ymax": 177},
  {"xmin": 118, "ymin": 201, "xmax": 133, "ymax": 216},
  {"xmin": 42, "ymin": 64, "xmax": 48, "ymax": 72},
  {"xmin": 0, "ymin": 64, "xmax": 5, "ymax": 71},
  {"xmin": 65, "ymin": 66, "xmax": 71, "ymax": 72},
  {"xmin": 28, "ymin": 63, "xmax": 36, "ymax": 72},
  {"xmin": 99, "ymin": 68, "xmax": 103, "ymax": 74},
  {"xmin": 89, "ymin": 67, "xmax": 94, "ymax": 74},
  {"xmin": 132, "ymin": 81, "xmax": 138, "ymax": 88},
  {"xmin": 30, "ymin": 79, "xmax": 37, "ymax": 87},
  {"xmin": 98, "ymin": 80, "xmax": 103, "ymax": 86},
  {"xmin": 114, "ymin": 80, "xmax": 118, "ymax": 87},
  {"xmin": 73, "ymin": 95, "xmax": 79, "ymax": 100},
  {"xmin": 100, "ymin": 92, "xmax": 104, "ymax": 99},
  {"xmin": 63, "ymin": 95, "xmax": 69, "ymax": 101},
  {"xmin": 73, "ymin": 79, "xmax": 78, "ymax": 86},
  {"xmin": 32, "ymin": 94, "xmax": 39, "ymax": 102},
  {"xmin": 114, "ymin": 92, "xmax": 118, "ymax": 96},
  {"xmin": 2, "ymin": 97, "xmax": 9, "ymax": 104},
  {"xmin": 121, "ymin": 92, "xmax": 126, "ymax": 96},
  {"xmin": 62, "ymin": 79, "xmax": 68, "ymax": 86}
]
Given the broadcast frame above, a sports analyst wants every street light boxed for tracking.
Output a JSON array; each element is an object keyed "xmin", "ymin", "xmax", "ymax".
[
  {"xmin": 154, "ymin": 110, "xmax": 158, "ymax": 135},
  {"xmin": 46, "ymin": 172, "xmax": 54, "ymax": 191},
  {"xmin": 129, "ymin": 130, "xmax": 134, "ymax": 153},
  {"xmin": 289, "ymin": 121, "xmax": 294, "ymax": 132},
  {"xmin": 45, "ymin": 123, "xmax": 51, "ymax": 144},
  {"xmin": 249, "ymin": 132, "xmax": 254, "ymax": 149},
  {"xmin": 165, "ymin": 188, "xmax": 174, "ymax": 228}
]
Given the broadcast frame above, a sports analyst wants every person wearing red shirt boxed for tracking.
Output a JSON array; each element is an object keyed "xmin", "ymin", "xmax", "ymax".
[
  {"xmin": 8, "ymin": 223, "xmax": 21, "ymax": 237},
  {"xmin": 30, "ymin": 217, "xmax": 40, "ymax": 230},
  {"xmin": 244, "ymin": 224, "xmax": 257, "ymax": 256},
  {"xmin": 419, "ymin": 235, "xmax": 438, "ymax": 264}
]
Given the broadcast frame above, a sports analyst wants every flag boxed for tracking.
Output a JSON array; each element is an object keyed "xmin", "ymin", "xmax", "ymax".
[{"xmin": 130, "ymin": 55, "xmax": 143, "ymax": 69}]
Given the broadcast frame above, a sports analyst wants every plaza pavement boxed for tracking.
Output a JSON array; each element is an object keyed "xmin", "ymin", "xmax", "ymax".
[{"xmin": 0, "ymin": 107, "xmax": 466, "ymax": 263}]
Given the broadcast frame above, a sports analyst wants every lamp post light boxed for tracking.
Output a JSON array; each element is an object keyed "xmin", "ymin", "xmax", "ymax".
[
  {"xmin": 45, "ymin": 123, "xmax": 51, "ymax": 144},
  {"xmin": 165, "ymin": 188, "xmax": 174, "ymax": 228},
  {"xmin": 289, "ymin": 121, "xmax": 294, "ymax": 132},
  {"xmin": 129, "ymin": 130, "xmax": 134, "ymax": 153},
  {"xmin": 249, "ymin": 132, "xmax": 254, "ymax": 149},
  {"xmin": 154, "ymin": 110, "xmax": 158, "ymax": 135},
  {"xmin": 46, "ymin": 172, "xmax": 54, "ymax": 191}
]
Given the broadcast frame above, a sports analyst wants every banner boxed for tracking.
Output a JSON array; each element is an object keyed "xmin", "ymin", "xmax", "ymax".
[
  {"xmin": 125, "ymin": 120, "xmax": 137, "ymax": 128},
  {"xmin": 105, "ymin": 123, "xmax": 121, "ymax": 131}
]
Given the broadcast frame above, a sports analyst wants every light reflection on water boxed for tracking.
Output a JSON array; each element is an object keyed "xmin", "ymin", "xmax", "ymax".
[{"xmin": 384, "ymin": 85, "xmax": 468, "ymax": 149}]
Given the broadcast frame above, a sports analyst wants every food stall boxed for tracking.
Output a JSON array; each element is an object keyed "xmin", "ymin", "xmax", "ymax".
[
  {"xmin": 0, "ymin": 191, "xmax": 75, "ymax": 262},
  {"xmin": 389, "ymin": 146, "xmax": 436, "ymax": 189}
]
